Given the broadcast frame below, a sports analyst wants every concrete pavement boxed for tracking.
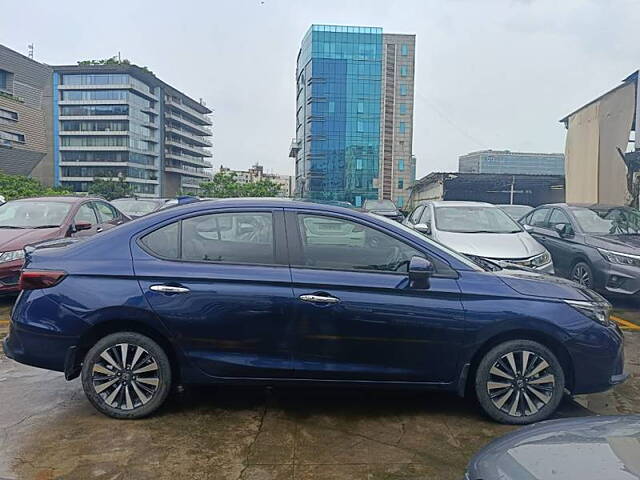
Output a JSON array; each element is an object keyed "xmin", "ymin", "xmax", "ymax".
[{"xmin": 0, "ymin": 298, "xmax": 638, "ymax": 480}]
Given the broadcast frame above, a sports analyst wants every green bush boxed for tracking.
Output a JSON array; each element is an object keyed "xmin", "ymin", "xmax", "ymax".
[{"xmin": 0, "ymin": 173, "xmax": 71, "ymax": 201}]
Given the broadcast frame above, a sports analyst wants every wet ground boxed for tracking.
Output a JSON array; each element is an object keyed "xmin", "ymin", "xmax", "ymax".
[{"xmin": 1, "ymin": 297, "xmax": 639, "ymax": 480}]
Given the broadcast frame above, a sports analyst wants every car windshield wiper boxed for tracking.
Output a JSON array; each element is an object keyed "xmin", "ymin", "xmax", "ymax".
[
  {"xmin": 31, "ymin": 225, "xmax": 61, "ymax": 229},
  {"xmin": 0, "ymin": 225, "xmax": 26, "ymax": 229}
]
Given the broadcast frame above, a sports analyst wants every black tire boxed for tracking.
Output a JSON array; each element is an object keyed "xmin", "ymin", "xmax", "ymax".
[
  {"xmin": 81, "ymin": 332, "xmax": 172, "ymax": 419},
  {"xmin": 570, "ymin": 261, "xmax": 594, "ymax": 289},
  {"xmin": 475, "ymin": 340, "xmax": 565, "ymax": 425}
]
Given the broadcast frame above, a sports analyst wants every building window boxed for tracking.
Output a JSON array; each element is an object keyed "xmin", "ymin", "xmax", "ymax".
[
  {"xmin": 396, "ymin": 196, "xmax": 405, "ymax": 207},
  {"xmin": 0, "ymin": 130, "xmax": 25, "ymax": 143},
  {"xmin": 398, "ymin": 122, "xmax": 407, "ymax": 134},
  {"xmin": 357, "ymin": 102, "xmax": 364, "ymax": 113},
  {"xmin": 401, "ymin": 44, "xmax": 409, "ymax": 56},
  {"xmin": 356, "ymin": 159, "xmax": 363, "ymax": 170},
  {"xmin": 398, "ymin": 179, "xmax": 404, "ymax": 189},
  {"xmin": 0, "ymin": 69, "xmax": 11, "ymax": 92},
  {"xmin": 355, "ymin": 195, "xmax": 362, "ymax": 207},
  {"xmin": 399, "ymin": 103, "xmax": 407, "ymax": 115},
  {"xmin": 357, "ymin": 121, "xmax": 364, "ymax": 132},
  {"xmin": 398, "ymin": 159, "xmax": 405, "ymax": 171},
  {"xmin": 400, "ymin": 65, "xmax": 408, "ymax": 77},
  {"xmin": 0, "ymin": 108, "xmax": 18, "ymax": 122},
  {"xmin": 328, "ymin": 101, "xmax": 335, "ymax": 113},
  {"xmin": 399, "ymin": 84, "xmax": 408, "ymax": 96}
]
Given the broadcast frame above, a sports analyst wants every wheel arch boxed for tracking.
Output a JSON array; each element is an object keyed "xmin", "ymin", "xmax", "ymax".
[
  {"xmin": 77, "ymin": 319, "xmax": 181, "ymax": 384},
  {"xmin": 464, "ymin": 329, "xmax": 574, "ymax": 397}
]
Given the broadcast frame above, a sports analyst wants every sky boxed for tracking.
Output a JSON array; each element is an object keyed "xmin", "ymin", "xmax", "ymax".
[{"xmin": 2, "ymin": 0, "xmax": 640, "ymax": 179}]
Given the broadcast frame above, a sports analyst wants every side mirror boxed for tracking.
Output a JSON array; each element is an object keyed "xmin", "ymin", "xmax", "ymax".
[
  {"xmin": 554, "ymin": 223, "xmax": 572, "ymax": 238},
  {"xmin": 523, "ymin": 224, "xmax": 533, "ymax": 232},
  {"xmin": 408, "ymin": 256, "xmax": 434, "ymax": 290},
  {"xmin": 73, "ymin": 221, "xmax": 92, "ymax": 233},
  {"xmin": 414, "ymin": 221, "xmax": 431, "ymax": 235}
]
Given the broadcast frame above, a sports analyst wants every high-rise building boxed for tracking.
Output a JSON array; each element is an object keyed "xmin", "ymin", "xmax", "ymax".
[
  {"xmin": 52, "ymin": 63, "xmax": 212, "ymax": 197},
  {"xmin": 0, "ymin": 45, "xmax": 54, "ymax": 185},
  {"xmin": 458, "ymin": 150, "xmax": 565, "ymax": 176},
  {"xmin": 290, "ymin": 25, "xmax": 416, "ymax": 208}
]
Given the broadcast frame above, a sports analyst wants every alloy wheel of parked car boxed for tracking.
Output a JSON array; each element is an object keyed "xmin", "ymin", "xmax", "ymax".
[
  {"xmin": 475, "ymin": 340, "xmax": 564, "ymax": 424},
  {"xmin": 81, "ymin": 332, "xmax": 172, "ymax": 419},
  {"xmin": 571, "ymin": 262, "xmax": 593, "ymax": 288}
]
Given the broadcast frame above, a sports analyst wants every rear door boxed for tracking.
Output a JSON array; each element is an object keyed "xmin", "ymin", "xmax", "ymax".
[
  {"xmin": 132, "ymin": 208, "xmax": 295, "ymax": 379},
  {"xmin": 286, "ymin": 209, "xmax": 464, "ymax": 383}
]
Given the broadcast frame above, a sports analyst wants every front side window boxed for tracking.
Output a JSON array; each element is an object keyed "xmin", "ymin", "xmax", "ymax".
[
  {"xmin": 95, "ymin": 202, "xmax": 117, "ymax": 222},
  {"xmin": 75, "ymin": 203, "xmax": 98, "ymax": 225},
  {"xmin": 296, "ymin": 214, "xmax": 423, "ymax": 273},
  {"xmin": 182, "ymin": 212, "xmax": 274, "ymax": 264},
  {"xmin": 409, "ymin": 206, "xmax": 424, "ymax": 224},
  {"xmin": 527, "ymin": 208, "xmax": 550, "ymax": 228},
  {"xmin": 420, "ymin": 206, "xmax": 432, "ymax": 224},
  {"xmin": 548, "ymin": 209, "xmax": 572, "ymax": 228}
]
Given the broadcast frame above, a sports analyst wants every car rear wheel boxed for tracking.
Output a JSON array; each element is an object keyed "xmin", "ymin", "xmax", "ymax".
[
  {"xmin": 475, "ymin": 340, "xmax": 565, "ymax": 424},
  {"xmin": 81, "ymin": 332, "xmax": 171, "ymax": 419},
  {"xmin": 571, "ymin": 261, "xmax": 593, "ymax": 288}
]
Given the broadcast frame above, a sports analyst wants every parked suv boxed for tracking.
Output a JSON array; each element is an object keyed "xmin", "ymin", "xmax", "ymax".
[
  {"xmin": 521, "ymin": 203, "xmax": 640, "ymax": 296},
  {"xmin": 405, "ymin": 201, "xmax": 554, "ymax": 273},
  {"xmin": 5, "ymin": 199, "xmax": 625, "ymax": 423},
  {"xmin": 0, "ymin": 196, "xmax": 128, "ymax": 294}
]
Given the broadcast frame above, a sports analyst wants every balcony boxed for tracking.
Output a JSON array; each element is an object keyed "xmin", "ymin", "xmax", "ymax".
[
  {"xmin": 58, "ymin": 82, "xmax": 159, "ymax": 101},
  {"xmin": 59, "ymin": 175, "xmax": 159, "ymax": 184},
  {"xmin": 165, "ymin": 139, "xmax": 212, "ymax": 158},
  {"xmin": 58, "ymin": 130, "xmax": 128, "ymax": 136},
  {"xmin": 165, "ymin": 97, "xmax": 212, "ymax": 125},
  {"xmin": 59, "ymin": 161, "xmax": 158, "ymax": 170},
  {"xmin": 165, "ymin": 111, "xmax": 212, "ymax": 136},
  {"xmin": 164, "ymin": 165, "xmax": 210, "ymax": 179},
  {"xmin": 165, "ymin": 126, "xmax": 212, "ymax": 148},
  {"xmin": 289, "ymin": 138, "xmax": 301, "ymax": 158}
]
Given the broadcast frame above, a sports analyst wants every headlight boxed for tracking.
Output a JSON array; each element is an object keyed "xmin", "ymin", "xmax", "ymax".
[
  {"xmin": 0, "ymin": 249, "xmax": 25, "ymax": 263},
  {"xmin": 564, "ymin": 299, "xmax": 612, "ymax": 325},
  {"xmin": 598, "ymin": 248, "xmax": 640, "ymax": 267},
  {"xmin": 530, "ymin": 251, "xmax": 552, "ymax": 267}
]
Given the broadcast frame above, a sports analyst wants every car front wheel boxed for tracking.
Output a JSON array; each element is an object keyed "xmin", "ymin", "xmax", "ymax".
[
  {"xmin": 81, "ymin": 332, "xmax": 172, "ymax": 419},
  {"xmin": 475, "ymin": 340, "xmax": 565, "ymax": 424}
]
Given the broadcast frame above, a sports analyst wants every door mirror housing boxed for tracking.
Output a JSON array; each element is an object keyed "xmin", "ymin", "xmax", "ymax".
[
  {"xmin": 408, "ymin": 256, "xmax": 434, "ymax": 289},
  {"xmin": 73, "ymin": 221, "xmax": 92, "ymax": 233},
  {"xmin": 414, "ymin": 221, "xmax": 431, "ymax": 235},
  {"xmin": 523, "ymin": 224, "xmax": 533, "ymax": 232},
  {"xmin": 553, "ymin": 223, "xmax": 573, "ymax": 238}
]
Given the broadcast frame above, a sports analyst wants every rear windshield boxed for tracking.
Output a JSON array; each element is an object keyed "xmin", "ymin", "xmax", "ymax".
[
  {"xmin": 364, "ymin": 200, "xmax": 396, "ymax": 210},
  {"xmin": 112, "ymin": 199, "xmax": 160, "ymax": 216},
  {"xmin": 571, "ymin": 206, "xmax": 640, "ymax": 234}
]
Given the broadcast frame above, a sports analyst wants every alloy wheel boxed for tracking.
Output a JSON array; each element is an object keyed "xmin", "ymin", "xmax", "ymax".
[
  {"xmin": 91, "ymin": 343, "xmax": 160, "ymax": 411},
  {"xmin": 572, "ymin": 264, "xmax": 592, "ymax": 287},
  {"xmin": 486, "ymin": 350, "xmax": 555, "ymax": 418}
]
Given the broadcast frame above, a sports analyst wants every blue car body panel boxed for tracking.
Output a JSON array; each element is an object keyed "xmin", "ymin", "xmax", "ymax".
[{"xmin": 2, "ymin": 199, "xmax": 626, "ymax": 397}]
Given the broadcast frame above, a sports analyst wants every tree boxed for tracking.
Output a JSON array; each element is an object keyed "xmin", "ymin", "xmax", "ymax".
[
  {"xmin": 77, "ymin": 57, "xmax": 154, "ymax": 75},
  {"xmin": 199, "ymin": 172, "xmax": 282, "ymax": 198},
  {"xmin": 0, "ymin": 172, "xmax": 70, "ymax": 200},
  {"xmin": 88, "ymin": 176, "xmax": 132, "ymax": 201}
]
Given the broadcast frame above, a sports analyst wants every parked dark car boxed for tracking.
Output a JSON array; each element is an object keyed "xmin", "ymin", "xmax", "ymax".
[
  {"xmin": 521, "ymin": 204, "xmax": 640, "ymax": 296},
  {"xmin": 361, "ymin": 199, "xmax": 404, "ymax": 221},
  {"xmin": 111, "ymin": 198, "xmax": 171, "ymax": 219},
  {"xmin": 465, "ymin": 415, "xmax": 640, "ymax": 480},
  {"xmin": 4, "ymin": 199, "xmax": 625, "ymax": 423},
  {"xmin": 0, "ymin": 196, "xmax": 128, "ymax": 294},
  {"xmin": 497, "ymin": 204, "xmax": 534, "ymax": 221}
]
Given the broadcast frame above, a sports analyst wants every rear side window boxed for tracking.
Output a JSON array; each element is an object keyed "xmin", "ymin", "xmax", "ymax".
[
  {"xmin": 296, "ymin": 214, "xmax": 423, "ymax": 273},
  {"xmin": 140, "ymin": 212, "xmax": 275, "ymax": 264}
]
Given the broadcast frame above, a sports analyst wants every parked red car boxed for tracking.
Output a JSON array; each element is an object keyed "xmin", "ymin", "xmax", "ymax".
[{"xmin": 0, "ymin": 196, "xmax": 128, "ymax": 294}]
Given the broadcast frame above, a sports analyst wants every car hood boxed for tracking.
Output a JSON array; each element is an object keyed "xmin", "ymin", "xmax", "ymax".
[
  {"xmin": 495, "ymin": 268, "xmax": 605, "ymax": 302},
  {"xmin": 369, "ymin": 209, "xmax": 399, "ymax": 216},
  {"xmin": 0, "ymin": 228, "xmax": 64, "ymax": 251},
  {"xmin": 466, "ymin": 415, "xmax": 640, "ymax": 480},
  {"xmin": 586, "ymin": 234, "xmax": 640, "ymax": 255},
  {"xmin": 435, "ymin": 230, "xmax": 544, "ymax": 260}
]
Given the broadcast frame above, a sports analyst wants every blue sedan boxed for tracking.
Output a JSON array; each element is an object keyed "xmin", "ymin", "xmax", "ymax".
[{"xmin": 3, "ymin": 199, "xmax": 627, "ymax": 422}]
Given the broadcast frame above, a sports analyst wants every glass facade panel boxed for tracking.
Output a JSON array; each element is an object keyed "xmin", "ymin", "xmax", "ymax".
[
  {"xmin": 400, "ymin": 65, "xmax": 408, "ymax": 77},
  {"xmin": 399, "ymin": 103, "xmax": 407, "ymax": 115},
  {"xmin": 401, "ymin": 44, "xmax": 409, "ymax": 56},
  {"xmin": 399, "ymin": 84, "xmax": 408, "ymax": 96},
  {"xmin": 398, "ymin": 122, "xmax": 407, "ymax": 134},
  {"xmin": 398, "ymin": 159, "xmax": 405, "ymax": 171},
  {"xmin": 296, "ymin": 25, "xmax": 382, "ymax": 204},
  {"xmin": 60, "ymin": 105, "xmax": 129, "ymax": 116}
]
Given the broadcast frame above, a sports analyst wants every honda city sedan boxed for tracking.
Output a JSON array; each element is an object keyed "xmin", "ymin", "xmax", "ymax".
[{"xmin": 4, "ymin": 199, "xmax": 625, "ymax": 423}]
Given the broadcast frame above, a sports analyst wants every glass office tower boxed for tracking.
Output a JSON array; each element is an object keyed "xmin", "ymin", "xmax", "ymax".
[{"xmin": 291, "ymin": 25, "xmax": 416, "ymax": 207}]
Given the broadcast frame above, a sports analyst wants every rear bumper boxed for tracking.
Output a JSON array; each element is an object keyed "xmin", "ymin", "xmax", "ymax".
[{"xmin": 3, "ymin": 321, "xmax": 78, "ymax": 373}]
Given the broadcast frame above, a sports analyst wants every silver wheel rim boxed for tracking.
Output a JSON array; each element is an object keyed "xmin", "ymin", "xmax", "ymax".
[
  {"xmin": 92, "ymin": 343, "xmax": 160, "ymax": 410},
  {"xmin": 572, "ymin": 265, "xmax": 591, "ymax": 287},
  {"xmin": 487, "ymin": 350, "xmax": 555, "ymax": 417}
]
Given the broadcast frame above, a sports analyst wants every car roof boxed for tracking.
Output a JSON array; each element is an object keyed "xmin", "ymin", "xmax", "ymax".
[
  {"xmin": 496, "ymin": 204, "xmax": 532, "ymax": 208},
  {"xmin": 10, "ymin": 196, "xmax": 103, "ymax": 204},
  {"xmin": 430, "ymin": 201, "xmax": 495, "ymax": 207}
]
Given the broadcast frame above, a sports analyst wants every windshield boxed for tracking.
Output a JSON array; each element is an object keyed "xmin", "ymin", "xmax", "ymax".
[
  {"xmin": 0, "ymin": 201, "xmax": 71, "ymax": 228},
  {"xmin": 571, "ymin": 207, "xmax": 640, "ymax": 234},
  {"xmin": 435, "ymin": 206, "xmax": 522, "ymax": 233},
  {"xmin": 111, "ymin": 199, "xmax": 160, "ymax": 216},
  {"xmin": 364, "ymin": 200, "xmax": 396, "ymax": 210},
  {"xmin": 374, "ymin": 214, "xmax": 483, "ymax": 271},
  {"xmin": 499, "ymin": 205, "xmax": 532, "ymax": 221}
]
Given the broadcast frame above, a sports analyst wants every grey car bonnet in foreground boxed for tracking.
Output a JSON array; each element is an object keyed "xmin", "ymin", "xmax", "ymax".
[{"xmin": 466, "ymin": 415, "xmax": 640, "ymax": 480}]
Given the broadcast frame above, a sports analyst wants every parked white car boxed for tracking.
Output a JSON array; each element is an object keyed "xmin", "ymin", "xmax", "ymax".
[{"xmin": 404, "ymin": 201, "xmax": 554, "ymax": 273}]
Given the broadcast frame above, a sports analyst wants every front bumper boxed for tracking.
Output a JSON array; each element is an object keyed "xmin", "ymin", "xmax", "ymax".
[{"xmin": 592, "ymin": 258, "xmax": 640, "ymax": 296}]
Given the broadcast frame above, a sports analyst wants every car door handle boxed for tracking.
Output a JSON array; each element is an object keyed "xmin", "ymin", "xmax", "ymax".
[
  {"xmin": 299, "ymin": 294, "xmax": 340, "ymax": 304},
  {"xmin": 96, "ymin": 227, "xmax": 103, "ymax": 233},
  {"xmin": 149, "ymin": 284, "xmax": 190, "ymax": 294}
]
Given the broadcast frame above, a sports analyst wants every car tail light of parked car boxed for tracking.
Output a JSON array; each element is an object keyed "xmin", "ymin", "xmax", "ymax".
[{"xmin": 19, "ymin": 270, "xmax": 67, "ymax": 290}]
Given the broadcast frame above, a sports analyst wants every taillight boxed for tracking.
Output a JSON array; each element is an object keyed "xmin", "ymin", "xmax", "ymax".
[{"xmin": 19, "ymin": 270, "xmax": 67, "ymax": 290}]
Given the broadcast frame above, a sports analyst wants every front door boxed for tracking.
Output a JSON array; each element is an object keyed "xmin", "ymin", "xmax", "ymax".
[
  {"xmin": 72, "ymin": 202, "xmax": 100, "ymax": 237},
  {"xmin": 286, "ymin": 210, "xmax": 465, "ymax": 383},
  {"xmin": 132, "ymin": 208, "xmax": 295, "ymax": 379}
]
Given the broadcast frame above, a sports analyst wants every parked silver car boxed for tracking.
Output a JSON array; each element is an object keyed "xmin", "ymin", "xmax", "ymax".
[{"xmin": 404, "ymin": 201, "xmax": 554, "ymax": 272}]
